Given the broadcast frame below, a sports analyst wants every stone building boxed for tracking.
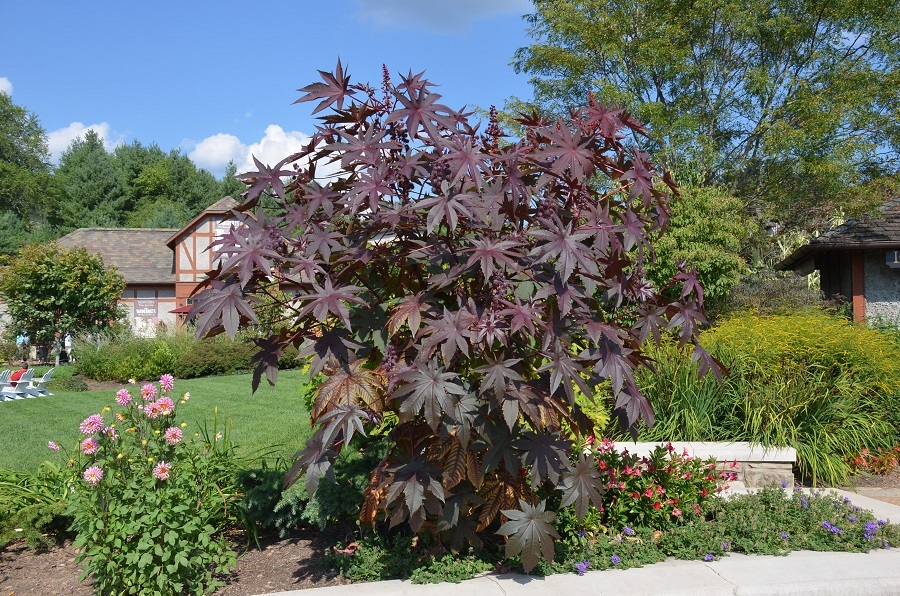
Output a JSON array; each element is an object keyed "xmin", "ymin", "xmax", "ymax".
[
  {"xmin": 57, "ymin": 197, "xmax": 239, "ymax": 336},
  {"xmin": 777, "ymin": 198, "xmax": 900, "ymax": 325}
]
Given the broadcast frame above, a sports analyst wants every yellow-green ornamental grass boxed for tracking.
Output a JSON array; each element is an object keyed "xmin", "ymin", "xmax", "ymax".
[{"xmin": 631, "ymin": 309, "xmax": 900, "ymax": 486}]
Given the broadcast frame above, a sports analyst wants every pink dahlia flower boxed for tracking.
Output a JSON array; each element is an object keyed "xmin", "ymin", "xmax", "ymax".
[
  {"xmin": 155, "ymin": 397, "xmax": 175, "ymax": 416},
  {"xmin": 164, "ymin": 426, "xmax": 183, "ymax": 445},
  {"xmin": 141, "ymin": 383, "xmax": 157, "ymax": 401},
  {"xmin": 81, "ymin": 437, "xmax": 99, "ymax": 455},
  {"xmin": 83, "ymin": 466, "xmax": 103, "ymax": 484},
  {"xmin": 153, "ymin": 461, "xmax": 171, "ymax": 481},
  {"xmin": 116, "ymin": 389, "xmax": 132, "ymax": 406},
  {"xmin": 159, "ymin": 374, "xmax": 174, "ymax": 393},
  {"xmin": 80, "ymin": 414, "xmax": 104, "ymax": 435}
]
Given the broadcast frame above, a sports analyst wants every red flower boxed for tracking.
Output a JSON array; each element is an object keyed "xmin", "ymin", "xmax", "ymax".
[
  {"xmin": 631, "ymin": 492, "xmax": 641, "ymax": 499},
  {"xmin": 652, "ymin": 501, "xmax": 662, "ymax": 510},
  {"xmin": 643, "ymin": 487, "xmax": 654, "ymax": 498}
]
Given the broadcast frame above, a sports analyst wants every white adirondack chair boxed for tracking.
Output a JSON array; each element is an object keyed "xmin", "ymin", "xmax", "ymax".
[
  {"xmin": 0, "ymin": 370, "xmax": 10, "ymax": 401},
  {"xmin": 1, "ymin": 369, "xmax": 34, "ymax": 400},
  {"xmin": 27, "ymin": 367, "xmax": 54, "ymax": 397}
]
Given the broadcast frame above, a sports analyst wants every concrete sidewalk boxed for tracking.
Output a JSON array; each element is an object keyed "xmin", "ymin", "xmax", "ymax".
[{"xmin": 268, "ymin": 489, "xmax": 900, "ymax": 596}]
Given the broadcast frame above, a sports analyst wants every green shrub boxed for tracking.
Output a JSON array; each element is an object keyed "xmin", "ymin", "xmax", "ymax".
[
  {"xmin": 47, "ymin": 376, "xmax": 89, "ymax": 392},
  {"xmin": 75, "ymin": 335, "xmax": 182, "ymax": 382},
  {"xmin": 0, "ymin": 463, "xmax": 75, "ymax": 549},
  {"xmin": 173, "ymin": 336, "xmax": 257, "ymax": 379},
  {"xmin": 64, "ymin": 376, "xmax": 240, "ymax": 594},
  {"xmin": 721, "ymin": 270, "xmax": 822, "ymax": 318},
  {"xmin": 629, "ymin": 309, "xmax": 900, "ymax": 486}
]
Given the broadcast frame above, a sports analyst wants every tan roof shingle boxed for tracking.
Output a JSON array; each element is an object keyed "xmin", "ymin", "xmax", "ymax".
[{"xmin": 57, "ymin": 228, "xmax": 178, "ymax": 285}]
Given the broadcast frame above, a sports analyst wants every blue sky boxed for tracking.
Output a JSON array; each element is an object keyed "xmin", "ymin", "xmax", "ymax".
[{"xmin": 0, "ymin": 0, "xmax": 535, "ymax": 178}]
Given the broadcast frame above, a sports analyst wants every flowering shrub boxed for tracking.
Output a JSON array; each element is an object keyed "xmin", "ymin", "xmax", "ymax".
[
  {"xmin": 560, "ymin": 440, "xmax": 729, "ymax": 534},
  {"xmin": 850, "ymin": 446, "xmax": 900, "ymax": 475},
  {"xmin": 59, "ymin": 376, "xmax": 239, "ymax": 595}
]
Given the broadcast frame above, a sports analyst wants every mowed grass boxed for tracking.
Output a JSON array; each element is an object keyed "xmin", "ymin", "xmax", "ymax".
[{"xmin": 0, "ymin": 368, "xmax": 314, "ymax": 472}]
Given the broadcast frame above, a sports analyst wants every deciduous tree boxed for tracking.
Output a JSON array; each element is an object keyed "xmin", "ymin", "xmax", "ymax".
[
  {"xmin": 0, "ymin": 243, "xmax": 125, "ymax": 363},
  {"xmin": 512, "ymin": 0, "xmax": 900, "ymax": 232}
]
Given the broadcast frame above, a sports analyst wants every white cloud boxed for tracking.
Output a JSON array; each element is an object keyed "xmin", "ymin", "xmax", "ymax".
[
  {"xmin": 47, "ymin": 122, "xmax": 123, "ymax": 163},
  {"xmin": 189, "ymin": 133, "xmax": 246, "ymax": 173},
  {"xmin": 189, "ymin": 125, "xmax": 320, "ymax": 179},
  {"xmin": 0, "ymin": 77, "xmax": 12, "ymax": 96},
  {"xmin": 354, "ymin": 0, "xmax": 529, "ymax": 31}
]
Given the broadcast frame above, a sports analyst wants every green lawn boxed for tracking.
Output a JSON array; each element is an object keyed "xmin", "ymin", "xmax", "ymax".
[{"xmin": 0, "ymin": 369, "xmax": 314, "ymax": 472}]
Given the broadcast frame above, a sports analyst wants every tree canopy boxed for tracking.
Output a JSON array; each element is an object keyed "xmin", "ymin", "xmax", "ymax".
[
  {"xmin": 512, "ymin": 0, "xmax": 900, "ymax": 233},
  {"xmin": 0, "ymin": 92, "xmax": 53, "ymax": 218},
  {"xmin": 0, "ymin": 243, "xmax": 125, "ymax": 352}
]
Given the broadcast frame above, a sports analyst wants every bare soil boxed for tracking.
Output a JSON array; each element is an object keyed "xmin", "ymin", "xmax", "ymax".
[{"xmin": 0, "ymin": 528, "xmax": 352, "ymax": 596}]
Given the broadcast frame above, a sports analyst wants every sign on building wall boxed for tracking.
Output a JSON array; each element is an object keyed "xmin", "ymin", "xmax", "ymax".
[{"xmin": 134, "ymin": 299, "xmax": 158, "ymax": 319}]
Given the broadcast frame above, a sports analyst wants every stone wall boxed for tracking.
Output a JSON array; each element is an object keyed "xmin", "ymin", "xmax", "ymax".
[
  {"xmin": 864, "ymin": 250, "xmax": 900, "ymax": 326},
  {"xmin": 614, "ymin": 442, "xmax": 796, "ymax": 488}
]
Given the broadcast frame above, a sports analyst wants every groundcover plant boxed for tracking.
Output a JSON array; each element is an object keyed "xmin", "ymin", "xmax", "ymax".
[{"xmin": 191, "ymin": 61, "xmax": 717, "ymax": 571}]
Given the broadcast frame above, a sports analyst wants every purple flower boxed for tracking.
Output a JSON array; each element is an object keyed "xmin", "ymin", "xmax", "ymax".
[
  {"xmin": 780, "ymin": 531, "xmax": 789, "ymax": 541},
  {"xmin": 799, "ymin": 496, "xmax": 809, "ymax": 510},
  {"xmin": 703, "ymin": 554, "xmax": 714, "ymax": 562},
  {"xmin": 610, "ymin": 554, "xmax": 621, "ymax": 565},
  {"xmin": 821, "ymin": 521, "xmax": 842, "ymax": 535},
  {"xmin": 575, "ymin": 560, "xmax": 590, "ymax": 576},
  {"xmin": 47, "ymin": 441, "xmax": 60, "ymax": 452},
  {"xmin": 781, "ymin": 481, "xmax": 787, "ymax": 488},
  {"xmin": 847, "ymin": 516, "xmax": 857, "ymax": 523},
  {"xmin": 883, "ymin": 540, "xmax": 891, "ymax": 549},
  {"xmin": 721, "ymin": 541, "xmax": 730, "ymax": 551},
  {"xmin": 877, "ymin": 519, "xmax": 887, "ymax": 527},
  {"xmin": 623, "ymin": 526, "xmax": 635, "ymax": 536},
  {"xmin": 577, "ymin": 529, "xmax": 586, "ymax": 538}
]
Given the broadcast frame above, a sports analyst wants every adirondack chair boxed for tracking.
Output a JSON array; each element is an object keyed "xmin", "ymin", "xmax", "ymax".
[
  {"xmin": 1, "ymin": 369, "xmax": 34, "ymax": 400},
  {"xmin": 27, "ymin": 367, "xmax": 54, "ymax": 397},
  {"xmin": 0, "ymin": 370, "xmax": 10, "ymax": 401}
]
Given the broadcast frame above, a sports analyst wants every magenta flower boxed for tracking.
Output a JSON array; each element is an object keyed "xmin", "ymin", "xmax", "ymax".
[
  {"xmin": 48, "ymin": 441, "xmax": 60, "ymax": 452},
  {"xmin": 83, "ymin": 466, "xmax": 103, "ymax": 484},
  {"xmin": 159, "ymin": 374, "xmax": 174, "ymax": 392},
  {"xmin": 81, "ymin": 437, "xmax": 99, "ymax": 455},
  {"xmin": 153, "ymin": 461, "xmax": 172, "ymax": 481},
  {"xmin": 104, "ymin": 426, "xmax": 118, "ymax": 441},
  {"xmin": 80, "ymin": 414, "xmax": 104, "ymax": 435},
  {"xmin": 116, "ymin": 389, "xmax": 132, "ymax": 406},
  {"xmin": 164, "ymin": 426, "xmax": 183, "ymax": 445},
  {"xmin": 141, "ymin": 383, "xmax": 157, "ymax": 401},
  {"xmin": 156, "ymin": 397, "xmax": 175, "ymax": 416}
]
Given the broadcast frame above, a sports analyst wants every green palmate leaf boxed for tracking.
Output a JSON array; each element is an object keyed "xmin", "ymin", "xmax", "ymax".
[
  {"xmin": 559, "ymin": 456, "xmax": 605, "ymax": 522},
  {"xmin": 497, "ymin": 500, "xmax": 560, "ymax": 573}
]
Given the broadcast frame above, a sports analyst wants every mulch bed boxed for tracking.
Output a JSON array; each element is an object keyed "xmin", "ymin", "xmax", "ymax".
[{"xmin": 0, "ymin": 528, "xmax": 352, "ymax": 595}]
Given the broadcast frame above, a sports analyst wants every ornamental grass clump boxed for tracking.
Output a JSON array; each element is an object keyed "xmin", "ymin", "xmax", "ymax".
[
  {"xmin": 190, "ymin": 61, "xmax": 718, "ymax": 572},
  {"xmin": 59, "ymin": 375, "xmax": 239, "ymax": 595}
]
